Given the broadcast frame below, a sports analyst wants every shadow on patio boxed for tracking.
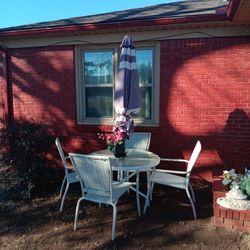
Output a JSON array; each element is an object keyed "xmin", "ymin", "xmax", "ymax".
[{"xmin": 0, "ymin": 165, "xmax": 249, "ymax": 250}]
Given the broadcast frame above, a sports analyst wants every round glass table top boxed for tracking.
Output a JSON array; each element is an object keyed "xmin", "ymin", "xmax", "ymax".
[{"xmin": 92, "ymin": 149, "xmax": 160, "ymax": 171}]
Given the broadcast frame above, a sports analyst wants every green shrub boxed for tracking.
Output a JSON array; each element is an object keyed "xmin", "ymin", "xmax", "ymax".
[{"xmin": 1, "ymin": 120, "xmax": 55, "ymax": 199}]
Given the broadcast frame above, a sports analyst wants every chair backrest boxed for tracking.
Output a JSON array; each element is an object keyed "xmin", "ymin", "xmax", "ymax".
[
  {"xmin": 187, "ymin": 140, "xmax": 202, "ymax": 174},
  {"xmin": 69, "ymin": 153, "xmax": 112, "ymax": 197},
  {"xmin": 126, "ymin": 132, "xmax": 151, "ymax": 151},
  {"xmin": 55, "ymin": 137, "xmax": 69, "ymax": 175}
]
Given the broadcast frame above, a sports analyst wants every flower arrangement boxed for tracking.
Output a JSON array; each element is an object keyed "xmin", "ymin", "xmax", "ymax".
[
  {"xmin": 222, "ymin": 169, "xmax": 243, "ymax": 187},
  {"xmin": 222, "ymin": 168, "xmax": 250, "ymax": 198},
  {"xmin": 98, "ymin": 125, "xmax": 128, "ymax": 158}
]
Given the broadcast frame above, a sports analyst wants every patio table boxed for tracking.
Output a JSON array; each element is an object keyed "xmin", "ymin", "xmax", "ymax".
[{"xmin": 91, "ymin": 149, "xmax": 160, "ymax": 216}]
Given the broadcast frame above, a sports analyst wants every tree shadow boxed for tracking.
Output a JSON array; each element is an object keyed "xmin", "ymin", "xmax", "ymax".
[{"xmin": 215, "ymin": 108, "xmax": 250, "ymax": 172}]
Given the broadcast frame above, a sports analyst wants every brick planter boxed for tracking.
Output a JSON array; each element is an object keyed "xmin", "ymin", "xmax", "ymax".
[{"xmin": 213, "ymin": 171, "xmax": 250, "ymax": 232}]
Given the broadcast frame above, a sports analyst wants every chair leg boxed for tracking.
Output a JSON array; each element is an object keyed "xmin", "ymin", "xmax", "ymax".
[
  {"xmin": 189, "ymin": 183, "xmax": 196, "ymax": 203},
  {"xmin": 111, "ymin": 203, "xmax": 117, "ymax": 241},
  {"xmin": 146, "ymin": 171, "xmax": 151, "ymax": 207},
  {"xmin": 143, "ymin": 171, "xmax": 151, "ymax": 215},
  {"xmin": 186, "ymin": 188, "xmax": 197, "ymax": 219},
  {"xmin": 118, "ymin": 170, "xmax": 125, "ymax": 181},
  {"xmin": 150, "ymin": 182, "xmax": 154, "ymax": 201},
  {"xmin": 149, "ymin": 168, "xmax": 155, "ymax": 201},
  {"xmin": 74, "ymin": 197, "xmax": 84, "ymax": 230},
  {"xmin": 136, "ymin": 171, "xmax": 141, "ymax": 216},
  {"xmin": 143, "ymin": 187, "xmax": 150, "ymax": 215},
  {"xmin": 60, "ymin": 182, "xmax": 69, "ymax": 212},
  {"xmin": 126, "ymin": 172, "xmax": 131, "ymax": 194},
  {"xmin": 79, "ymin": 181, "xmax": 84, "ymax": 197},
  {"xmin": 59, "ymin": 176, "xmax": 66, "ymax": 198}
]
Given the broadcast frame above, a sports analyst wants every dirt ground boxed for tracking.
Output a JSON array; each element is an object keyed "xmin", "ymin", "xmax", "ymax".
[{"xmin": 0, "ymin": 164, "xmax": 250, "ymax": 250}]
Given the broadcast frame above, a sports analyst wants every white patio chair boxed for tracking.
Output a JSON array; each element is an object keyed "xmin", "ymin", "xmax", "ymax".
[
  {"xmin": 55, "ymin": 138, "xmax": 81, "ymax": 212},
  {"xmin": 125, "ymin": 132, "xmax": 151, "ymax": 151},
  {"xmin": 148, "ymin": 140, "xmax": 202, "ymax": 219},
  {"xmin": 69, "ymin": 153, "xmax": 133, "ymax": 241}
]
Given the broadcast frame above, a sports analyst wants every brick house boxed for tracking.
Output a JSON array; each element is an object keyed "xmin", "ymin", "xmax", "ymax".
[{"xmin": 0, "ymin": 0, "xmax": 250, "ymax": 230}]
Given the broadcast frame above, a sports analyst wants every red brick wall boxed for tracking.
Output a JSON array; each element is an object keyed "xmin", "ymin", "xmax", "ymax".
[
  {"xmin": 7, "ymin": 46, "xmax": 106, "ymax": 154},
  {"xmin": 159, "ymin": 37, "xmax": 250, "ymax": 180},
  {"xmin": 5, "ymin": 37, "xmax": 250, "ymax": 180},
  {"xmin": 9, "ymin": 46, "xmax": 75, "ymax": 127}
]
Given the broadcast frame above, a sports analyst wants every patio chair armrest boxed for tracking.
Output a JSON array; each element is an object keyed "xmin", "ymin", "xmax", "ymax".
[
  {"xmin": 154, "ymin": 169, "xmax": 188, "ymax": 175},
  {"xmin": 65, "ymin": 165, "xmax": 75, "ymax": 171},
  {"xmin": 160, "ymin": 158, "xmax": 189, "ymax": 164},
  {"xmin": 64, "ymin": 156, "xmax": 75, "ymax": 171}
]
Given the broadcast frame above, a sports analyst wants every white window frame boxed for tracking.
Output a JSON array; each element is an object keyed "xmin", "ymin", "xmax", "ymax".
[{"xmin": 75, "ymin": 42, "xmax": 160, "ymax": 126}]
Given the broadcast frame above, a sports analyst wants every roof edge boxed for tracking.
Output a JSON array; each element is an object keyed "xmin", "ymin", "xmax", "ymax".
[
  {"xmin": 0, "ymin": 14, "xmax": 228, "ymax": 38},
  {"xmin": 0, "ymin": 0, "xmax": 241, "ymax": 39}
]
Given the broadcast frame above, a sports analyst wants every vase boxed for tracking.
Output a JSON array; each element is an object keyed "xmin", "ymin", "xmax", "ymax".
[{"xmin": 112, "ymin": 141, "xmax": 126, "ymax": 158}]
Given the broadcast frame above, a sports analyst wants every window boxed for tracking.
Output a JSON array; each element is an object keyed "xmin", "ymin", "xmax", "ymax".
[
  {"xmin": 75, "ymin": 43, "xmax": 159, "ymax": 126},
  {"xmin": 135, "ymin": 48, "xmax": 153, "ymax": 120},
  {"xmin": 83, "ymin": 50, "xmax": 114, "ymax": 118}
]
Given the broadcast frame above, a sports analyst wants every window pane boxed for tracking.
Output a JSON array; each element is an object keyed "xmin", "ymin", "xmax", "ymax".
[
  {"xmin": 84, "ymin": 51, "xmax": 113, "ymax": 85},
  {"xmin": 136, "ymin": 49, "xmax": 153, "ymax": 85},
  {"xmin": 135, "ymin": 87, "xmax": 152, "ymax": 119},
  {"xmin": 86, "ymin": 87, "xmax": 113, "ymax": 117}
]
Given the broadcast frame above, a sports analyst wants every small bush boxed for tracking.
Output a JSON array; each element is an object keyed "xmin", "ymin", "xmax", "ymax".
[{"xmin": 1, "ymin": 120, "xmax": 55, "ymax": 199}]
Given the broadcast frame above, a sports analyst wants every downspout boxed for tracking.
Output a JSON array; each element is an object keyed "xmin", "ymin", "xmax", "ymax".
[
  {"xmin": 226, "ymin": 0, "xmax": 242, "ymax": 20},
  {"xmin": 0, "ymin": 46, "xmax": 13, "ymax": 127}
]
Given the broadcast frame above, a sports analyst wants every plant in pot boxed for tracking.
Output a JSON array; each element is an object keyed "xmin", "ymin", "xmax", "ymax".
[{"xmin": 98, "ymin": 127, "xmax": 127, "ymax": 158}]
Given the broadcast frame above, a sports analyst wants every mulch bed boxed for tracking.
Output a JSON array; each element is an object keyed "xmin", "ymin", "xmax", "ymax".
[{"xmin": 0, "ymin": 156, "xmax": 250, "ymax": 249}]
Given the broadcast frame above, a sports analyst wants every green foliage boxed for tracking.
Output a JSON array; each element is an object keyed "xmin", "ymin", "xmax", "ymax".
[
  {"xmin": 2, "ymin": 120, "xmax": 55, "ymax": 199},
  {"xmin": 222, "ymin": 169, "xmax": 250, "ymax": 199},
  {"xmin": 241, "ymin": 177, "xmax": 250, "ymax": 198}
]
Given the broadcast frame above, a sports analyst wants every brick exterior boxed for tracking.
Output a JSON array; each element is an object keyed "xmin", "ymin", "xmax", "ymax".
[
  {"xmin": 159, "ymin": 37, "xmax": 250, "ymax": 179},
  {"xmin": 9, "ymin": 46, "xmax": 75, "ymax": 126},
  {"xmin": 1, "ymin": 37, "xmax": 250, "ymax": 181}
]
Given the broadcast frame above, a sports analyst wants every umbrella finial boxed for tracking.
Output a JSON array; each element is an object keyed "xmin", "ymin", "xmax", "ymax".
[{"xmin": 121, "ymin": 35, "xmax": 134, "ymax": 48}]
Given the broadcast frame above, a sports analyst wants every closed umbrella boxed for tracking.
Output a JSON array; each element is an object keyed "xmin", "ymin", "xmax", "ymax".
[{"xmin": 114, "ymin": 35, "xmax": 141, "ymax": 139}]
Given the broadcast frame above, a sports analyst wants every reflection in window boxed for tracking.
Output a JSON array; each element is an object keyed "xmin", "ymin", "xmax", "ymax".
[
  {"xmin": 136, "ymin": 49, "xmax": 153, "ymax": 119},
  {"xmin": 136, "ymin": 49, "xmax": 153, "ymax": 85},
  {"xmin": 84, "ymin": 51, "xmax": 113, "ymax": 85},
  {"xmin": 86, "ymin": 87, "xmax": 113, "ymax": 117},
  {"xmin": 83, "ymin": 51, "xmax": 113, "ymax": 118},
  {"xmin": 135, "ymin": 87, "xmax": 152, "ymax": 119}
]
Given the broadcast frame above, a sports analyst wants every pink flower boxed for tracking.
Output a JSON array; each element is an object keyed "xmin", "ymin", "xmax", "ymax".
[
  {"xmin": 115, "ymin": 130, "xmax": 125, "ymax": 142},
  {"xmin": 98, "ymin": 127, "xmax": 126, "ymax": 146},
  {"xmin": 106, "ymin": 133, "xmax": 116, "ymax": 143}
]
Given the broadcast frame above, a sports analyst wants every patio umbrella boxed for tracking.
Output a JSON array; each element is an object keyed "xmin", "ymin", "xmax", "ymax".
[{"xmin": 114, "ymin": 35, "xmax": 141, "ymax": 139}]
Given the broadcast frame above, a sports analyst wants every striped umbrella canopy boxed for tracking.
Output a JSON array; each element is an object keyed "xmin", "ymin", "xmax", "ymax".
[{"xmin": 114, "ymin": 35, "xmax": 141, "ymax": 139}]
